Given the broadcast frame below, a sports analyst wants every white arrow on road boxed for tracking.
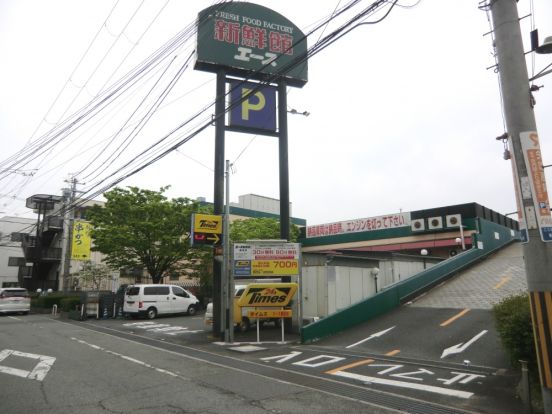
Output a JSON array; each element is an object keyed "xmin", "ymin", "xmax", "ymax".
[
  {"xmin": 346, "ymin": 326, "xmax": 396, "ymax": 349},
  {"xmin": 441, "ymin": 330, "xmax": 488, "ymax": 359}
]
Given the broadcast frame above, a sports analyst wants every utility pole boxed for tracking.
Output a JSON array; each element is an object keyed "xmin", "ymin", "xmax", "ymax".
[
  {"xmin": 490, "ymin": 1, "xmax": 552, "ymax": 412},
  {"xmin": 60, "ymin": 176, "xmax": 77, "ymax": 293}
]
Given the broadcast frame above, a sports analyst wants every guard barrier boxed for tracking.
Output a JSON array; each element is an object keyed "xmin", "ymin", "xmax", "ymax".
[{"xmin": 301, "ymin": 218, "xmax": 519, "ymax": 343}]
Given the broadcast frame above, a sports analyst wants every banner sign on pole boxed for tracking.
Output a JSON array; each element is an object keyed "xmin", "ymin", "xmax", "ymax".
[
  {"xmin": 71, "ymin": 220, "xmax": 91, "ymax": 260},
  {"xmin": 509, "ymin": 135, "xmax": 529, "ymax": 243},
  {"xmin": 520, "ymin": 131, "xmax": 552, "ymax": 242}
]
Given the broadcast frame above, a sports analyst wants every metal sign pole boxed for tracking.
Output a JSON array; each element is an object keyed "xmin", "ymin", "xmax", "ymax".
[{"xmin": 224, "ymin": 160, "xmax": 232, "ymax": 343}]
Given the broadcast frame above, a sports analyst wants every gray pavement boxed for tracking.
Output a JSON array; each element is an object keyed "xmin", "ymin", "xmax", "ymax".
[{"xmin": 409, "ymin": 242, "xmax": 527, "ymax": 309}]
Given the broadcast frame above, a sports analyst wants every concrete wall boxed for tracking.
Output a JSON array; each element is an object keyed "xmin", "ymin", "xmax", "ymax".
[
  {"xmin": 301, "ymin": 257, "xmax": 434, "ymax": 320},
  {"xmin": 0, "ymin": 217, "xmax": 36, "ymax": 287}
]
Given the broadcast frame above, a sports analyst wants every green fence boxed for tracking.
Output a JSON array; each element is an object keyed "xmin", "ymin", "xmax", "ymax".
[{"xmin": 300, "ymin": 218, "xmax": 519, "ymax": 343}]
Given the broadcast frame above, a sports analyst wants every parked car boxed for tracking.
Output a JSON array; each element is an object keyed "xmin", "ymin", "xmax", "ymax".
[
  {"xmin": 0, "ymin": 287, "xmax": 31, "ymax": 315},
  {"xmin": 123, "ymin": 284, "xmax": 200, "ymax": 319}
]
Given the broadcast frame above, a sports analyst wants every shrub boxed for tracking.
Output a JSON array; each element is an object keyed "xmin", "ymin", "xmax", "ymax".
[
  {"xmin": 493, "ymin": 293, "xmax": 538, "ymax": 379},
  {"xmin": 31, "ymin": 294, "xmax": 81, "ymax": 311},
  {"xmin": 60, "ymin": 297, "xmax": 81, "ymax": 312}
]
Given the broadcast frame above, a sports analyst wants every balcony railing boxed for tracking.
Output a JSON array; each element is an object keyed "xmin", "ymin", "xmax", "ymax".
[
  {"xmin": 43, "ymin": 215, "xmax": 63, "ymax": 232},
  {"xmin": 23, "ymin": 246, "xmax": 62, "ymax": 262}
]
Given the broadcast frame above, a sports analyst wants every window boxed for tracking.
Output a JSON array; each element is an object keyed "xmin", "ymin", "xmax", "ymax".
[
  {"xmin": 172, "ymin": 286, "xmax": 189, "ymax": 298},
  {"xmin": 126, "ymin": 287, "xmax": 140, "ymax": 296},
  {"xmin": 0, "ymin": 289, "xmax": 29, "ymax": 298},
  {"xmin": 8, "ymin": 257, "xmax": 26, "ymax": 267},
  {"xmin": 144, "ymin": 286, "xmax": 170, "ymax": 295}
]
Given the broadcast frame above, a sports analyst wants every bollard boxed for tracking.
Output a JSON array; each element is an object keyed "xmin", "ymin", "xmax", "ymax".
[
  {"xmin": 520, "ymin": 360, "xmax": 532, "ymax": 414},
  {"xmin": 51, "ymin": 304, "xmax": 58, "ymax": 316}
]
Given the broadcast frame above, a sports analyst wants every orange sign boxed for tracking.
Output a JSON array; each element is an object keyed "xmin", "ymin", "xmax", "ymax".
[{"xmin": 521, "ymin": 132, "xmax": 552, "ymax": 241}]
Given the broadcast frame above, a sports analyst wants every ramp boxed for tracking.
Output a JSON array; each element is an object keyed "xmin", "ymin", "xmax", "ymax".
[{"xmin": 301, "ymin": 218, "xmax": 519, "ymax": 343}]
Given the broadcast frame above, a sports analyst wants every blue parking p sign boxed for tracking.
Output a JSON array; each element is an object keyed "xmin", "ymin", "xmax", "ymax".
[{"xmin": 229, "ymin": 81, "xmax": 276, "ymax": 134}]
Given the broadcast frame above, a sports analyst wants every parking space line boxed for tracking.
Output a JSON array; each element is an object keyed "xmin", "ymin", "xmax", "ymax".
[
  {"xmin": 493, "ymin": 276, "xmax": 511, "ymax": 290},
  {"xmin": 440, "ymin": 308, "xmax": 470, "ymax": 327}
]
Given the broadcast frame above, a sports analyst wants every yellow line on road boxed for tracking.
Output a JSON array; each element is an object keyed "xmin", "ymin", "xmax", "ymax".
[
  {"xmin": 440, "ymin": 308, "xmax": 470, "ymax": 327},
  {"xmin": 325, "ymin": 349, "xmax": 400, "ymax": 375},
  {"xmin": 325, "ymin": 359, "xmax": 374, "ymax": 375},
  {"xmin": 493, "ymin": 276, "xmax": 511, "ymax": 290}
]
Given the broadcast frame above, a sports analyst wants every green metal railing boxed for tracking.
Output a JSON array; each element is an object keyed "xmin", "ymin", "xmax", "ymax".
[{"xmin": 300, "ymin": 218, "xmax": 519, "ymax": 343}]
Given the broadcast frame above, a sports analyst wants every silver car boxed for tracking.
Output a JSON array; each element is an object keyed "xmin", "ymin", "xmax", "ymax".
[{"xmin": 0, "ymin": 288, "xmax": 31, "ymax": 315}]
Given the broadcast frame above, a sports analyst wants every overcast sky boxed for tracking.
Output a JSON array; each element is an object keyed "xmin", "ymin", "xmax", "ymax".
[{"xmin": 1, "ymin": 0, "xmax": 551, "ymax": 225}]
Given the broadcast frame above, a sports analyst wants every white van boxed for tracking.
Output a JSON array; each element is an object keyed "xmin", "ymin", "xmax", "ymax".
[
  {"xmin": 0, "ymin": 287, "xmax": 31, "ymax": 315},
  {"xmin": 123, "ymin": 284, "xmax": 200, "ymax": 319}
]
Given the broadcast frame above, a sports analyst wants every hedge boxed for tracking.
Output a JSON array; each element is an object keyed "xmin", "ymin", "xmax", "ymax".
[{"xmin": 493, "ymin": 293, "xmax": 538, "ymax": 380}]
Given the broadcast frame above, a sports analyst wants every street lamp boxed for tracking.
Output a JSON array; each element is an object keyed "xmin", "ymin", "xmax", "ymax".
[
  {"xmin": 287, "ymin": 108, "xmax": 310, "ymax": 117},
  {"xmin": 371, "ymin": 267, "xmax": 380, "ymax": 293},
  {"xmin": 420, "ymin": 249, "xmax": 428, "ymax": 269}
]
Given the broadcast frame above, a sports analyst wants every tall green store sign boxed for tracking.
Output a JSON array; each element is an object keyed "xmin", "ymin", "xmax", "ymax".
[{"xmin": 195, "ymin": 2, "xmax": 308, "ymax": 87}]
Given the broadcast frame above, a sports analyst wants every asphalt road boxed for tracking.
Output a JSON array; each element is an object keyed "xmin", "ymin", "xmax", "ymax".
[
  {"xmin": 0, "ymin": 313, "xmax": 396, "ymax": 414},
  {"xmin": 0, "ymin": 245, "xmax": 527, "ymax": 414}
]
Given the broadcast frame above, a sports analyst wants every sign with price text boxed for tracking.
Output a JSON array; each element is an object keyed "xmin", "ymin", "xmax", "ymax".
[{"xmin": 233, "ymin": 242, "xmax": 300, "ymax": 277}]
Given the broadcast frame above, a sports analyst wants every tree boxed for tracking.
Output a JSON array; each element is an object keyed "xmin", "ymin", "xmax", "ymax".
[
  {"xmin": 73, "ymin": 262, "xmax": 114, "ymax": 291},
  {"xmin": 229, "ymin": 217, "xmax": 300, "ymax": 242},
  {"xmin": 87, "ymin": 186, "xmax": 206, "ymax": 284}
]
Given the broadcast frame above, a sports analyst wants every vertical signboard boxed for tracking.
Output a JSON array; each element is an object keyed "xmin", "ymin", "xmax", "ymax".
[
  {"xmin": 520, "ymin": 131, "xmax": 552, "ymax": 242},
  {"xmin": 229, "ymin": 80, "xmax": 277, "ymax": 134},
  {"xmin": 509, "ymin": 135, "xmax": 529, "ymax": 243},
  {"xmin": 71, "ymin": 220, "xmax": 91, "ymax": 260}
]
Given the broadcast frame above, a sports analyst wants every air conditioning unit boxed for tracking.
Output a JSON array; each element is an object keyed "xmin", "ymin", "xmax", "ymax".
[
  {"xmin": 428, "ymin": 216, "xmax": 443, "ymax": 230},
  {"xmin": 446, "ymin": 214, "xmax": 462, "ymax": 228},
  {"xmin": 411, "ymin": 218, "xmax": 425, "ymax": 232}
]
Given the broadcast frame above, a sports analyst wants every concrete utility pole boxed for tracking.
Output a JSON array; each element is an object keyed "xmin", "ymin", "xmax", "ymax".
[
  {"xmin": 490, "ymin": 1, "xmax": 552, "ymax": 412},
  {"xmin": 60, "ymin": 176, "xmax": 77, "ymax": 293}
]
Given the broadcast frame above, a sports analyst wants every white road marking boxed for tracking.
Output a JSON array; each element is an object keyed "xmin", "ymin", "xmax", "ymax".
[
  {"xmin": 0, "ymin": 349, "xmax": 56, "ymax": 381},
  {"xmin": 292, "ymin": 355, "xmax": 346, "ymax": 368},
  {"xmin": 437, "ymin": 372, "xmax": 486, "ymax": 386},
  {"xmin": 346, "ymin": 326, "xmax": 396, "ymax": 349},
  {"xmin": 331, "ymin": 370, "xmax": 474, "ymax": 399},
  {"xmin": 71, "ymin": 338, "xmax": 181, "ymax": 378},
  {"xmin": 441, "ymin": 330, "xmax": 488, "ymax": 359},
  {"xmin": 261, "ymin": 351, "xmax": 303, "ymax": 363},
  {"xmin": 122, "ymin": 321, "xmax": 203, "ymax": 335}
]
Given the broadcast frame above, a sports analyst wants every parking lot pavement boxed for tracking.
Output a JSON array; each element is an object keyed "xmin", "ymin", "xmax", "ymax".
[{"xmin": 73, "ymin": 312, "xmax": 301, "ymax": 349}]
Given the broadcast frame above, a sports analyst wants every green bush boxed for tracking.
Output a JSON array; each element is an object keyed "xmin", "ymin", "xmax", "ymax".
[
  {"xmin": 493, "ymin": 293, "xmax": 538, "ymax": 378},
  {"xmin": 31, "ymin": 294, "xmax": 81, "ymax": 311},
  {"xmin": 60, "ymin": 297, "xmax": 81, "ymax": 312},
  {"xmin": 32, "ymin": 294, "xmax": 63, "ymax": 309}
]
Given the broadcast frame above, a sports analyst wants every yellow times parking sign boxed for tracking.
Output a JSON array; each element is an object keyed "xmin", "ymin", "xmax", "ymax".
[
  {"xmin": 237, "ymin": 283, "xmax": 297, "ymax": 307},
  {"xmin": 193, "ymin": 213, "xmax": 222, "ymax": 234}
]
